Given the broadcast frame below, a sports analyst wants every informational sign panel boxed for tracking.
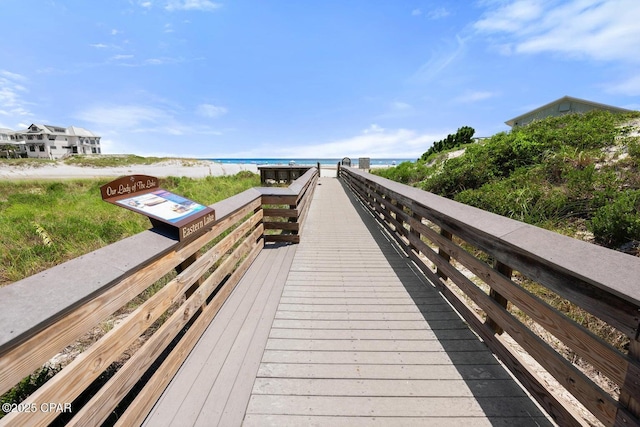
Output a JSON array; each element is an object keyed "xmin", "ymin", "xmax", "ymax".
[{"xmin": 100, "ymin": 175, "xmax": 215, "ymax": 241}]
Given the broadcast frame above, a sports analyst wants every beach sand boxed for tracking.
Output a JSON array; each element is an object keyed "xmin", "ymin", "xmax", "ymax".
[
  {"xmin": 0, "ymin": 159, "xmax": 259, "ymax": 180},
  {"xmin": 0, "ymin": 159, "xmax": 386, "ymax": 180}
]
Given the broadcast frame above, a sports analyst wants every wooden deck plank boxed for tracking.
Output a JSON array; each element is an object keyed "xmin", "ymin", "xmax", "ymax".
[
  {"xmin": 243, "ymin": 414, "xmax": 549, "ymax": 427},
  {"xmin": 257, "ymin": 362, "xmax": 515, "ymax": 380},
  {"xmin": 251, "ymin": 378, "xmax": 527, "ymax": 397},
  {"xmin": 246, "ymin": 395, "xmax": 541, "ymax": 418},
  {"xmin": 275, "ymin": 310, "xmax": 462, "ymax": 321},
  {"xmin": 260, "ymin": 349, "xmax": 500, "ymax": 365},
  {"xmin": 279, "ymin": 297, "xmax": 443, "ymax": 305},
  {"xmin": 269, "ymin": 328, "xmax": 477, "ymax": 340},
  {"xmin": 200, "ymin": 244, "xmax": 296, "ymax": 427},
  {"xmin": 276, "ymin": 302, "xmax": 452, "ymax": 312},
  {"xmin": 271, "ymin": 319, "xmax": 470, "ymax": 330},
  {"xmin": 265, "ymin": 338, "xmax": 489, "ymax": 352},
  {"xmin": 247, "ymin": 177, "xmax": 552, "ymax": 426},
  {"xmin": 144, "ymin": 247, "xmax": 273, "ymax": 426},
  {"xmin": 142, "ymin": 243, "xmax": 296, "ymax": 426}
]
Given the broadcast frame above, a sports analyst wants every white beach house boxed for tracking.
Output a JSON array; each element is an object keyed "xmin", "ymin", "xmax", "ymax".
[{"xmin": 10, "ymin": 124, "xmax": 101, "ymax": 159}]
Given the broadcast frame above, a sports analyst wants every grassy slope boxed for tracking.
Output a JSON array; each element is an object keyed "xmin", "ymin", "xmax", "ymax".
[
  {"xmin": 375, "ymin": 112, "xmax": 640, "ymax": 407},
  {"xmin": 374, "ymin": 110, "xmax": 640, "ymax": 251},
  {"xmin": 0, "ymin": 171, "xmax": 260, "ymax": 286}
]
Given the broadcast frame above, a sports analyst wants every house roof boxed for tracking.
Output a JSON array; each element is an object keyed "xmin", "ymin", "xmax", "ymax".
[
  {"xmin": 14, "ymin": 124, "xmax": 57, "ymax": 134},
  {"xmin": 67, "ymin": 126, "xmax": 98, "ymax": 137},
  {"xmin": 505, "ymin": 96, "xmax": 632, "ymax": 127},
  {"xmin": 15, "ymin": 124, "xmax": 100, "ymax": 138}
]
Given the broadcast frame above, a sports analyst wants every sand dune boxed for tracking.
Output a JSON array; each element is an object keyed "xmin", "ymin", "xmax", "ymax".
[{"xmin": 0, "ymin": 159, "xmax": 259, "ymax": 180}]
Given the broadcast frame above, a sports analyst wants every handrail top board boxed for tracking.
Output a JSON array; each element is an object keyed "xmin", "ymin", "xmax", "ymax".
[
  {"xmin": 0, "ymin": 168, "xmax": 318, "ymax": 354},
  {"xmin": 343, "ymin": 166, "xmax": 640, "ymax": 307}
]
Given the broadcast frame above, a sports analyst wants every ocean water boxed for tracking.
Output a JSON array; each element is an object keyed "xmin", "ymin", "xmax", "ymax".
[{"xmin": 205, "ymin": 158, "xmax": 414, "ymax": 167}]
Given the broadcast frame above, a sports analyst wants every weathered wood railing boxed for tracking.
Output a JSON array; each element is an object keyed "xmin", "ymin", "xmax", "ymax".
[
  {"xmin": 340, "ymin": 166, "xmax": 640, "ymax": 427},
  {"xmin": 0, "ymin": 168, "xmax": 317, "ymax": 426}
]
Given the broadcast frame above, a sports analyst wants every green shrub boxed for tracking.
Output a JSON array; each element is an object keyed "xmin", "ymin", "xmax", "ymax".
[
  {"xmin": 590, "ymin": 190, "xmax": 640, "ymax": 247},
  {"xmin": 454, "ymin": 178, "xmax": 568, "ymax": 224}
]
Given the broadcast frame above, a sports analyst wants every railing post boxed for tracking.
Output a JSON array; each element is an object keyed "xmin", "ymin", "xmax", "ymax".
[
  {"xmin": 618, "ymin": 326, "xmax": 640, "ymax": 424},
  {"xmin": 409, "ymin": 210, "xmax": 421, "ymax": 256},
  {"xmin": 436, "ymin": 229, "xmax": 452, "ymax": 280},
  {"xmin": 485, "ymin": 261, "xmax": 512, "ymax": 335}
]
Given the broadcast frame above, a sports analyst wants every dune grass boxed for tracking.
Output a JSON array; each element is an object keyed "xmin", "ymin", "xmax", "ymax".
[
  {"xmin": 0, "ymin": 171, "xmax": 260, "ymax": 286},
  {"xmin": 62, "ymin": 154, "xmax": 194, "ymax": 167}
]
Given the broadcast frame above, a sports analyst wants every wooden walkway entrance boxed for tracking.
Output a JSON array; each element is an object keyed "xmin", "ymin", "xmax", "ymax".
[{"xmin": 144, "ymin": 177, "xmax": 553, "ymax": 426}]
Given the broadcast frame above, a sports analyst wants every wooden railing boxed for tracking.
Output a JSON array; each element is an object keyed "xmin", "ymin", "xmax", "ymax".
[
  {"xmin": 340, "ymin": 166, "xmax": 640, "ymax": 427},
  {"xmin": 0, "ymin": 168, "xmax": 317, "ymax": 426},
  {"xmin": 258, "ymin": 164, "xmax": 319, "ymax": 185}
]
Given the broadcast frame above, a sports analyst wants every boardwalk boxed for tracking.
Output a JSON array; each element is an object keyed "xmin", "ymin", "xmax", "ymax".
[{"xmin": 144, "ymin": 177, "xmax": 552, "ymax": 426}]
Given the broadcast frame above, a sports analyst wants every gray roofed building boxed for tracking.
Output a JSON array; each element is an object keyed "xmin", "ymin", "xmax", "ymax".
[{"xmin": 505, "ymin": 96, "xmax": 632, "ymax": 128}]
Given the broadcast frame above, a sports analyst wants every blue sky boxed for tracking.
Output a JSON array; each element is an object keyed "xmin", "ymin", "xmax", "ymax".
[{"xmin": 1, "ymin": 0, "xmax": 639, "ymax": 159}]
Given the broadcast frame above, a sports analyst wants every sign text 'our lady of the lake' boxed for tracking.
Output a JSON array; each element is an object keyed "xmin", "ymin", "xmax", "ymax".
[{"xmin": 100, "ymin": 175, "xmax": 215, "ymax": 241}]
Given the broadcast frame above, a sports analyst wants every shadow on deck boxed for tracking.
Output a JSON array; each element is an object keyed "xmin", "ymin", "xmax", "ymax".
[{"xmin": 339, "ymin": 178, "xmax": 553, "ymax": 426}]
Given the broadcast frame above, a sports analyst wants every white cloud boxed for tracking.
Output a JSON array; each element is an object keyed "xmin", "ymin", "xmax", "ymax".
[
  {"xmin": 164, "ymin": 23, "xmax": 174, "ymax": 33},
  {"xmin": 74, "ymin": 103, "xmax": 225, "ymax": 155},
  {"xmin": 426, "ymin": 7, "xmax": 450, "ymax": 20},
  {"xmin": 75, "ymin": 105, "xmax": 170, "ymax": 129},
  {"xmin": 363, "ymin": 124, "xmax": 385, "ymax": 134},
  {"xmin": 249, "ymin": 127, "xmax": 446, "ymax": 159},
  {"xmin": 475, "ymin": 0, "xmax": 544, "ymax": 33},
  {"xmin": 605, "ymin": 74, "xmax": 640, "ymax": 96},
  {"xmin": 0, "ymin": 70, "xmax": 27, "ymax": 82},
  {"xmin": 90, "ymin": 43, "xmax": 109, "ymax": 49},
  {"xmin": 411, "ymin": 35, "xmax": 467, "ymax": 83},
  {"xmin": 196, "ymin": 103, "xmax": 228, "ymax": 118},
  {"xmin": 390, "ymin": 101, "xmax": 412, "ymax": 111},
  {"xmin": 413, "ymin": 7, "xmax": 450, "ymax": 19},
  {"xmin": 0, "ymin": 70, "xmax": 32, "ymax": 121},
  {"xmin": 144, "ymin": 57, "xmax": 183, "ymax": 65},
  {"xmin": 110, "ymin": 54, "xmax": 134, "ymax": 61},
  {"xmin": 98, "ymin": 138, "xmax": 131, "ymax": 155},
  {"xmin": 475, "ymin": 0, "xmax": 640, "ymax": 63},
  {"xmin": 453, "ymin": 90, "xmax": 497, "ymax": 103},
  {"xmin": 140, "ymin": 1, "xmax": 152, "ymax": 8},
  {"xmin": 165, "ymin": 0, "xmax": 222, "ymax": 12}
]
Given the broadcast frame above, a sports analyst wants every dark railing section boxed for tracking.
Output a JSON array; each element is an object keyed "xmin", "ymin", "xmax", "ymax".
[
  {"xmin": 0, "ymin": 168, "xmax": 318, "ymax": 426},
  {"xmin": 259, "ymin": 167, "xmax": 318, "ymax": 243},
  {"xmin": 258, "ymin": 165, "xmax": 313, "ymax": 185},
  {"xmin": 340, "ymin": 166, "xmax": 640, "ymax": 427}
]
